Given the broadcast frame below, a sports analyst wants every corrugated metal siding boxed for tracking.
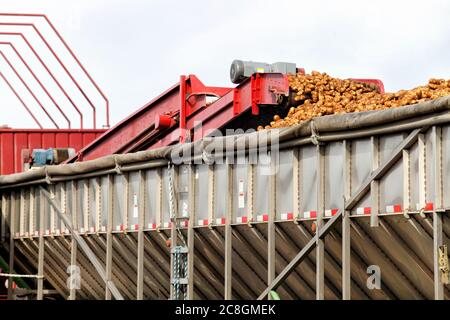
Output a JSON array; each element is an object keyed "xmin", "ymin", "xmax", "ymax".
[{"xmin": 0, "ymin": 129, "xmax": 105, "ymax": 175}]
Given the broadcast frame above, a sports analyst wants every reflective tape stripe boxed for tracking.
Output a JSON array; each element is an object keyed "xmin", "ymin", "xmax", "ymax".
[
  {"xmin": 356, "ymin": 207, "xmax": 371, "ymax": 215},
  {"xmin": 303, "ymin": 211, "xmax": 317, "ymax": 219}
]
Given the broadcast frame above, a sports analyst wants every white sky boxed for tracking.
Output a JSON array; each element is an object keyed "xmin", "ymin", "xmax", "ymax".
[{"xmin": 0, "ymin": 0, "xmax": 449, "ymax": 129}]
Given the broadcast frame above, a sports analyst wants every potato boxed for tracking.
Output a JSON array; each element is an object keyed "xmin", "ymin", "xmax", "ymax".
[{"xmin": 266, "ymin": 71, "xmax": 450, "ymax": 129}]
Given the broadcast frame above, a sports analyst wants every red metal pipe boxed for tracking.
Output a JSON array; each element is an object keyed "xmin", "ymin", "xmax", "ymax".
[
  {"xmin": 0, "ymin": 50, "xmax": 60, "ymax": 128},
  {"xmin": 0, "ymin": 13, "xmax": 110, "ymax": 128},
  {"xmin": 0, "ymin": 32, "xmax": 84, "ymax": 128},
  {"xmin": 0, "ymin": 41, "xmax": 71, "ymax": 128},
  {"xmin": 0, "ymin": 71, "xmax": 42, "ymax": 128},
  {"xmin": 0, "ymin": 23, "xmax": 95, "ymax": 127}
]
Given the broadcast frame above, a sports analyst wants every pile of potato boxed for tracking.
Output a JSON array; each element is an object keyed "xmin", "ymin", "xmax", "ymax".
[{"xmin": 259, "ymin": 71, "xmax": 450, "ymax": 129}]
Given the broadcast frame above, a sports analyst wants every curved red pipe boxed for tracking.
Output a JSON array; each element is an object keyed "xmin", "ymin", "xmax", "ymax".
[
  {"xmin": 0, "ymin": 41, "xmax": 71, "ymax": 128},
  {"xmin": 0, "ymin": 13, "xmax": 110, "ymax": 128},
  {"xmin": 0, "ymin": 32, "xmax": 84, "ymax": 128},
  {"xmin": 0, "ymin": 71, "xmax": 43, "ymax": 128},
  {"xmin": 0, "ymin": 50, "xmax": 59, "ymax": 128}
]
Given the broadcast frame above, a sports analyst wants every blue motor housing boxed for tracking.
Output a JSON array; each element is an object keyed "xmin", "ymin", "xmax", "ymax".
[
  {"xmin": 31, "ymin": 149, "xmax": 54, "ymax": 166},
  {"xmin": 30, "ymin": 148, "xmax": 75, "ymax": 168}
]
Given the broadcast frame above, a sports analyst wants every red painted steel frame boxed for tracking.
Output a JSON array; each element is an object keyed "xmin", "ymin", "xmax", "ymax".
[
  {"xmin": 0, "ymin": 41, "xmax": 71, "ymax": 128},
  {"xmin": 66, "ymin": 75, "xmax": 232, "ymax": 162},
  {"xmin": 67, "ymin": 73, "xmax": 289, "ymax": 161},
  {"xmin": 68, "ymin": 72, "xmax": 386, "ymax": 163},
  {"xmin": 0, "ymin": 71, "xmax": 42, "ymax": 128},
  {"xmin": 0, "ymin": 32, "xmax": 84, "ymax": 128},
  {"xmin": 0, "ymin": 50, "xmax": 59, "ymax": 128},
  {"xmin": 0, "ymin": 22, "xmax": 96, "ymax": 128},
  {"xmin": 0, "ymin": 128, "xmax": 106, "ymax": 174},
  {"xmin": 0, "ymin": 13, "xmax": 110, "ymax": 128}
]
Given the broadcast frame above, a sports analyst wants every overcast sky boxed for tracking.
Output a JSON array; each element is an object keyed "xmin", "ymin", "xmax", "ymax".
[{"xmin": 0, "ymin": 0, "xmax": 449, "ymax": 129}]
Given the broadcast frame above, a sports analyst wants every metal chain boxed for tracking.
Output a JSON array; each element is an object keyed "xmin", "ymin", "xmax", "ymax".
[
  {"xmin": 173, "ymin": 246, "xmax": 179, "ymax": 299},
  {"xmin": 183, "ymin": 252, "xmax": 188, "ymax": 300},
  {"xmin": 168, "ymin": 164, "xmax": 176, "ymax": 220},
  {"xmin": 168, "ymin": 164, "xmax": 189, "ymax": 300}
]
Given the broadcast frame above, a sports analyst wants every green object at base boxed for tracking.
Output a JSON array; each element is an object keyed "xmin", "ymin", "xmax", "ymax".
[
  {"xmin": 0, "ymin": 254, "xmax": 30, "ymax": 289},
  {"xmin": 270, "ymin": 290, "xmax": 280, "ymax": 300}
]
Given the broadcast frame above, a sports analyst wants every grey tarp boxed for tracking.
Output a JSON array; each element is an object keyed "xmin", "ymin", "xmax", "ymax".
[{"xmin": 1, "ymin": 95, "xmax": 449, "ymax": 187}]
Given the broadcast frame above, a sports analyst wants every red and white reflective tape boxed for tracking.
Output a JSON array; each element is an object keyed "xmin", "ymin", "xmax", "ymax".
[
  {"xmin": 303, "ymin": 211, "xmax": 317, "ymax": 219},
  {"xmin": 34, "ymin": 231, "xmax": 39, "ymax": 237},
  {"xmin": 356, "ymin": 207, "xmax": 371, "ymax": 215},
  {"xmin": 100, "ymin": 226, "xmax": 106, "ymax": 232},
  {"xmin": 416, "ymin": 203, "xmax": 434, "ymax": 211},
  {"xmin": 147, "ymin": 223, "xmax": 157, "ymax": 230},
  {"xmin": 256, "ymin": 214, "xmax": 269, "ymax": 222},
  {"xmin": 325, "ymin": 209, "xmax": 339, "ymax": 217},
  {"xmin": 14, "ymin": 232, "xmax": 20, "ymax": 238},
  {"xmin": 198, "ymin": 219, "xmax": 209, "ymax": 226},
  {"xmin": 179, "ymin": 220, "xmax": 189, "ymax": 228},
  {"xmin": 89, "ymin": 226, "xmax": 96, "ymax": 233},
  {"xmin": 130, "ymin": 224, "xmax": 139, "ymax": 231},
  {"xmin": 24, "ymin": 231, "xmax": 29, "ymax": 237},
  {"xmin": 215, "ymin": 217, "xmax": 226, "ymax": 225},
  {"xmin": 45, "ymin": 229, "xmax": 51, "ymax": 235},
  {"xmin": 386, "ymin": 204, "xmax": 402, "ymax": 213},
  {"xmin": 79, "ymin": 227, "xmax": 85, "ymax": 233},
  {"xmin": 115, "ymin": 225, "xmax": 124, "ymax": 232},
  {"xmin": 162, "ymin": 222, "xmax": 172, "ymax": 228},
  {"xmin": 55, "ymin": 229, "xmax": 61, "ymax": 235},
  {"xmin": 280, "ymin": 213, "xmax": 294, "ymax": 220},
  {"xmin": 236, "ymin": 216, "xmax": 249, "ymax": 223}
]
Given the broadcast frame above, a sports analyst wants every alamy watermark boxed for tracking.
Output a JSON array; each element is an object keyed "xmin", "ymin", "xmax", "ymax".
[
  {"xmin": 169, "ymin": 121, "xmax": 281, "ymax": 176},
  {"xmin": 366, "ymin": 265, "xmax": 381, "ymax": 290},
  {"xmin": 67, "ymin": 265, "xmax": 81, "ymax": 290}
]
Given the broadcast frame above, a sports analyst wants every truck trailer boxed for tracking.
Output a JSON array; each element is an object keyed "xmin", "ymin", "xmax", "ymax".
[{"xmin": 0, "ymin": 59, "xmax": 449, "ymax": 300}]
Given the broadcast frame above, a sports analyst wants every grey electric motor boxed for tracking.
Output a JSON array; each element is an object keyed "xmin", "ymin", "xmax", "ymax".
[{"xmin": 230, "ymin": 59, "xmax": 297, "ymax": 84}]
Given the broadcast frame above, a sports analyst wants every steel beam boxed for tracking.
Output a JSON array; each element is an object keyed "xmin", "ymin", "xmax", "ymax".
[
  {"xmin": 40, "ymin": 186, "xmax": 124, "ymax": 300},
  {"xmin": 29, "ymin": 187, "xmax": 35, "ymax": 238},
  {"xmin": 156, "ymin": 168, "xmax": 162, "ymax": 228},
  {"xmin": 257, "ymin": 210, "xmax": 342, "ymax": 300},
  {"xmin": 403, "ymin": 149, "xmax": 411, "ymax": 214},
  {"xmin": 7, "ymin": 192, "xmax": 16, "ymax": 299},
  {"xmin": 292, "ymin": 148, "xmax": 300, "ymax": 219},
  {"xmin": 19, "ymin": 189, "xmax": 25, "ymax": 236},
  {"xmin": 69, "ymin": 180, "xmax": 78, "ymax": 300},
  {"xmin": 370, "ymin": 136, "xmax": 380, "ymax": 227},
  {"xmin": 105, "ymin": 175, "xmax": 114, "ymax": 300},
  {"xmin": 316, "ymin": 145, "xmax": 325, "ymax": 300},
  {"xmin": 342, "ymin": 140, "xmax": 351, "ymax": 300},
  {"xmin": 432, "ymin": 126, "xmax": 444, "ymax": 300},
  {"xmin": 83, "ymin": 180, "xmax": 89, "ymax": 233},
  {"xmin": 207, "ymin": 164, "xmax": 215, "ymax": 226},
  {"xmin": 418, "ymin": 133, "xmax": 426, "ymax": 210},
  {"xmin": 37, "ymin": 189, "xmax": 46, "ymax": 300},
  {"xmin": 224, "ymin": 162, "xmax": 233, "ymax": 299},
  {"xmin": 267, "ymin": 153, "xmax": 276, "ymax": 299},
  {"xmin": 92, "ymin": 235, "xmax": 136, "ymax": 299},
  {"xmin": 247, "ymin": 163, "xmax": 254, "ymax": 223},
  {"xmin": 187, "ymin": 165, "xmax": 195, "ymax": 299},
  {"xmin": 259, "ymin": 128, "xmax": 423, "ymax": 300},
  {"xmin": 169, "ymin": 165, "xmax": 180, "ymax": 300},
  {"xmin": 345, "ymin": 128, "xmax": 422, "ymax": 210},
  {"xmin": 123, "ymin": 173, "xmax": 129, "ymax": 229},
  {"xmin": 137, "ymin": 171, "xmax": 145, "ymax": 300}
]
